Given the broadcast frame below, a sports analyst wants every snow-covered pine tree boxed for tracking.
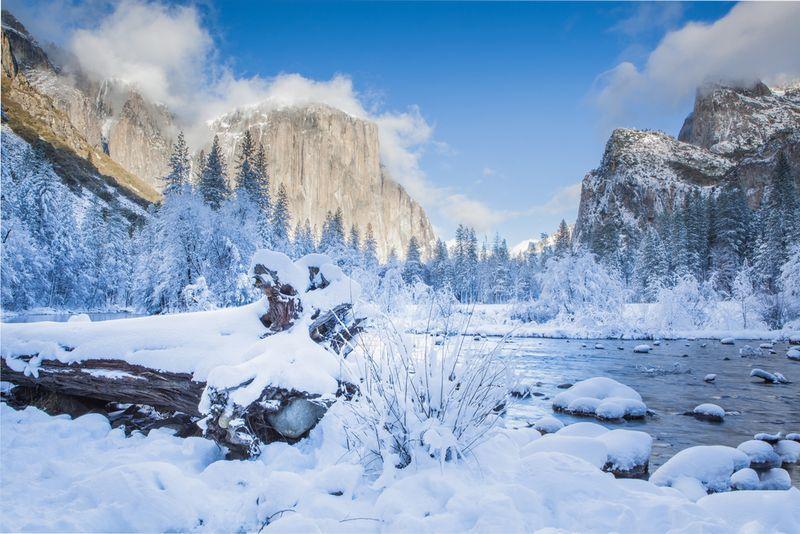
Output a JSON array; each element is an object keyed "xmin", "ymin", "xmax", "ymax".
[
  {"xmin": 291, "ymin": 219, "xmax": 314, "ymax": 257},
  {"xmin": 402, "ymin": 236, "xmax": 426, "ymax": 284},
  {"xmin": 427, "ymin": 238, "xmax": 450, "ymax": 290},
  {"xmin": 710, "ymin": 184, "xmax": 750, "ymax": 292},
  {"xmin": 634, "ymin": 228, "xmax": 669, "ymax": 302},
  {"xmin": 554, "ymin": 219, "xmax": 571, "ymax": 257},
  {"xmin": 164, "ymin": 131, "xmax": 190, "ymax": 195},
  {"xmin": 753, "ymin": 153, "xmax": 798, "ymax": 297},
  {"xmin": 490, "ymin": 235, "xmax": 512, "ymax": 303},
  {"xmin": 779, "ymin": 245, "xmax": 800, "ymax": 322},
  {"xmin": 362, "ymin": 223, "xmax": 378, "ymax": 268},
  {"xmin": 730, "ymin": 259, "xmax": 762, "ymax": 329},
  {"xmin": 199, "ymin": 136, "xmax": 228, "ymax": 209},
  {"xmin": 320, "ymin": 208, "xmax": 346, "ymax": 260},
  {"xmin": 270, "ymin": 183, "xmax": 291, "ymax": 253}
]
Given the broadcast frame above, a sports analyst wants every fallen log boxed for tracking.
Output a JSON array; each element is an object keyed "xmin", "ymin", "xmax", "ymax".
[{"xmin": 1, "ymin": 251, "xmax": 363, "ymax": 458}]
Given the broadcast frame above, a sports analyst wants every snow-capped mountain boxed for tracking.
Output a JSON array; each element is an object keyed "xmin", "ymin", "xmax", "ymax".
[
  {"xmin": 574, "ymin": 81, "xmax": 800, "ymax": 242},
  {"xmin": 1, "ymin": 9, "xmax": 435, "ymax": 257}
]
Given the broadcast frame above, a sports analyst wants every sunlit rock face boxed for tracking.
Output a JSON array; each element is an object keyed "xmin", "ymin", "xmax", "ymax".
[
  {"xmin": 575, "ymin": 81, "xmax": 800, "ymax": 241},
  {"xmin": 210, "ymin": 103, "xmax": 435, "ymax": 259}
]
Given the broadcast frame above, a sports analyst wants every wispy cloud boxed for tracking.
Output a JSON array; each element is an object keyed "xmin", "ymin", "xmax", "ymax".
[
  {"xmin": 593, "ymin": 2, "xmax": 800, "ymax": 127},
  {"xmin": 607, "ymin": 2, "xmax": 684, "ymax": 37}
]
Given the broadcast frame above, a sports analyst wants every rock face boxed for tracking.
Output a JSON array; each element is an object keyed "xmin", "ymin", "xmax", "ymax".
[
  {"xmin": 2, "ymin": 10, "xmax": 436, "ymax": 256},
  {"xmin": 575, "ymin": 81, "xmax": 800, "ymax": 241},
  {"xmin": 1, "ymin": 12, "xmax": 158, "ymax": 216},
  {"xmin": 210, "ymin": 104, "xmax": 435, "ymax": 258}
]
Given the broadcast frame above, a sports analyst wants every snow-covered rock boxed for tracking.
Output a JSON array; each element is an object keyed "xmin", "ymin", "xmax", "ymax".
[
  {"xmin": 720, "ymin": 337, "xmax": 735, "ymax": 345},
  {"xmin": 692, "ymin": 403, "xmax": 725, "ymax": 422},
  {"xmin": 633, "ymin": 344, "xmax": 651, "ymax": 353},
  {"xmin": 775, "ymin": 439, "xmax": 800, "ymax": 464},
  {"xmin": 67, "ymin": 314, "xmax": 92, "ymax": 323},
  {"xmin": 703, "ymin": 374, "xmax": 716, "ymax": 383},
  {"xmin": 650, "ymin": 445, "xmax": 750, "ymax": 498},
  {"xmin": 531, "ymin": 415, "xmax": 564, "ymax": 434},
  {"xmin": 786, "ymin": 348, "xmax": 800, "ymax": 360},
  {"xmin": 524, "ymin": 422, "xmax": 652, "ymax": 477},
  {"xmin": 739, "ymin": 345, "xmax": 764, "ymax": 358},
  {"xmin": 552, "ymin": 377, "xmax": 647, "ymax": 420},
  {"xmin": 737, "ymin": 440, "xmax": 782, "ymax": 469},
  {"xmin": 759, "ymin": 342, "xmax": 773, "ymax": 349},
  {"xmin": 750, "ymin": 368, "xmax": 790, "ymax": 384},
  {"xmin": 730, "ymin": 468, "xmax": 791, "ymax": 491},
  {"xmin": 754, "ymin": 432, "xmax": 783, "ymax": 444}
]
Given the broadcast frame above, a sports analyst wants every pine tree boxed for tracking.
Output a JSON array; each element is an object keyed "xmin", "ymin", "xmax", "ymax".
[
  {"xmin": 199, "ymin": 136, "xmax": 228, "ymax": 209},
  {"xmin": 634, "ymin": 228, "xmax": 669, "ymax": 301},
  {"xmin": 753, "ymin": 153, "xmax": 798, "ymax": 294},
  {"xmin": 164, "ymin": 132, "xmax": 190, "ymax": 195},
  {"xmin": 554, "ymin": 219, "xmax": 571, "ymax": 256},
  {"xmin": 402, "ymin": 236, "xmax": 425, "ymax": 283},
  {"xmin": 234, "ymin": 130, "xmax": 257, "ymax": 198},
  {"xmin": 270, "ymin": 183, "xmax": 291, "ymax": 253},
  {"xmin": 428, "ymin": 238, "xmax": 450, "ymax": 290},
  {"xmin": 292, "ymin": 219, "xmax": 315, "ymax": 257},
  {"xmin": 363, "ymin": 223, "xmax": 378, "ymax": 268}
]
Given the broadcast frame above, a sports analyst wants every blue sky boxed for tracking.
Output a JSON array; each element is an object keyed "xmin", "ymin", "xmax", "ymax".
[
  {"xmin": 12, "ymin": 1, "xmax": 798, "ymax": 248},
  {"xmin": 205, "ymin": 1, "xmax": 733, "ymax": 246}
]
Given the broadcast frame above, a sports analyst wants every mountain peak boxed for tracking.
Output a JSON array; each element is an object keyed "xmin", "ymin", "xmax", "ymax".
[{"xmin": 678, "ymin": 79, "xmax": 799, "ymax": 155}]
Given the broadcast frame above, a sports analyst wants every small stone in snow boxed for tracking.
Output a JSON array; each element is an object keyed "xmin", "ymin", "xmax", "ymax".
[
  {"xmin": 633, "ymin": 344, "xmax": 651, "ymax": 353},
  {"xmin": 557, "ymin": 383, "xmax": 573, "ymax": 389},
  {"xmin": 704, "ymin": 374, "xmax": 716, "ymax": 383}
]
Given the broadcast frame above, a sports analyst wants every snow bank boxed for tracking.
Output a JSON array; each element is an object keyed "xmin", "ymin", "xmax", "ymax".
[
  {"xmin": 2, "ymin": 403, "xmax": 799, "ymax": 532},
  {"xmin": 552, "ymin": 377, "xmax": 647, "ymax": 420},
  {"xmin": 2, "ymin": 253, "xmax": 359, "ymax": 402},
  {"xmin": 522, "ymin": 422, "xmax": 652, "ymax": 475},
  {"xmin": 395, "ymin": 303, "xmax": 795, "ymax": 341},
  {"xmin": 650, "ymin": 445, "xmax": 750, "ymax": 497},
  {"xmin": 697, "ymin": 490, "xmax": 800, "ymax": 532}
]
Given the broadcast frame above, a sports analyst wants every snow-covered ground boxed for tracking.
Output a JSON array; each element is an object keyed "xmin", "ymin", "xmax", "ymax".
[
  {"xmin": 2, "ymin": 402, "xmax": 799, "ymax": 532},
  {"xmin": 397, "ymin": 302, "xmax": 799, "ymax": 341}
]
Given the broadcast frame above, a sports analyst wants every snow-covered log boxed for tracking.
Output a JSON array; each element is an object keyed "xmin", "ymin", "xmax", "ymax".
[{"xmin": 1, "ymin": 251, "xmax": 363, "ymax": 458}]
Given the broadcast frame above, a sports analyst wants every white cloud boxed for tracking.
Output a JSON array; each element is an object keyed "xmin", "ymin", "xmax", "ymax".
[
  {"xmin": 594, "ymin": 2, "xmax": 800, "ymax": 126},
  {"xmin": 608, "ymin": 3, "xmax": 684, "ymax": 37},
  {"xmin": 525, "ymin": 182, "xmax": 582, "ymax": 217},
  {"xmin": 439, "ymin": 194, "xmax": 513, "ymax": 232},
  {"xmin": 69, "ymin": 1, "xmax": 212, "ymax": 111}
]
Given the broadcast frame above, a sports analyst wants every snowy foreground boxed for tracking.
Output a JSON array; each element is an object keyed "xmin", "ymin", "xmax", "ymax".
[
  {"xmin": 2, "ymin": 252, "xmax": 800, "ymax": 532},
  {"xmin": 2, "ymin": 402, "xmax": 799, "ymax": 533}
]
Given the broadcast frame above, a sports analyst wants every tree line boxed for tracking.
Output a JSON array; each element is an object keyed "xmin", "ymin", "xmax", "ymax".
[{"xmin": 2, "ymin": 131, "xmax": 798, "ymax": 327}]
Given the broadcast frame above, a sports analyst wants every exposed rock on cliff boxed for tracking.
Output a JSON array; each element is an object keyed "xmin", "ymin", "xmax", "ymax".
[
  {"xmin": 575, "ymin": 82, "xmax": 800, "ymax": 241},
  {"xmin": 1, "ymin": 13, "xmax": 159, "ymax": 216},
  {"xmin": 210, "ymin": 104, "xmax": 435, "ymax": 258}
]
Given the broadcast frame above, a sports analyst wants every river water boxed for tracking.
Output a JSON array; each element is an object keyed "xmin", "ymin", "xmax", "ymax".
[{"xmin": 495, "ymin": 336, "xmax": 800, "ymax": 487}]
